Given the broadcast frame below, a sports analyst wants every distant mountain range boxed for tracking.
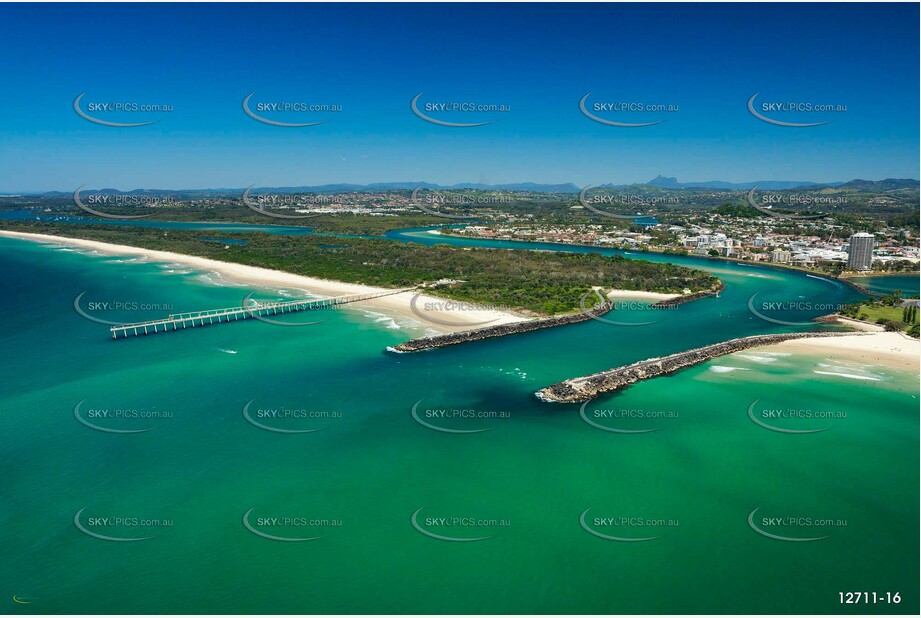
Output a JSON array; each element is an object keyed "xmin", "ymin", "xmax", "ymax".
[
  {"xmin": 27, "ymin": 177, "xmax": 919, "ymax": 196},
  {"xmin": 638, "ymin": 175, "xmax": 832, "ymax": 191}
]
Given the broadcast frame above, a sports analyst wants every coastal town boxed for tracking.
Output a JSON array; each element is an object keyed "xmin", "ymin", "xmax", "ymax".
[
  {"xmin": 447, "ymin": 214, "xmax": 918, "ymax": 274},
  {"xmin": 6, "ymin": 182, "xmax": 918, "ymax": 277}
]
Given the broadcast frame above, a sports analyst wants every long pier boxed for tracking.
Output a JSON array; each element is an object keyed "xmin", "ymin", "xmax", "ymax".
[{"xmin": 110, "ymin": 287, "xmax": 416, "ymax": 339}]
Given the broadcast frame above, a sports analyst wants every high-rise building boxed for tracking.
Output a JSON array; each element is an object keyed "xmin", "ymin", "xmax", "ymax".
[
  {"xmin": 770, "ymin": 249, "xmax": 792, "ymax": 263},
  {"xmin": 847, "ymin": 233, "xmax": 875, "ymax": 271}
]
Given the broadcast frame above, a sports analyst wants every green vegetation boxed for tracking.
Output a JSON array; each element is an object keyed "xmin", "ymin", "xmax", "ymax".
[
  {"xmin": 0, "ymin": 221, "xmax": 720, "ymax": 315},
  {"xmin": 839, "ymin": 290, "xmax": 919, "ymax": 337},
  {"xmin": 871, "ymin": 260, "xmax": 919, "ymax": 273},
  {"xmin": 293, "ymin": 213, "xmax": 446, "ymax": 235},
  {"xmin": 712, "ymin": 203, "xmax": 764, "ymax": 218}
]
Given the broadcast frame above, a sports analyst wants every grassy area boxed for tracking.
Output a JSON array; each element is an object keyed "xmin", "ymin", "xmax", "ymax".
[
  {"xmin": 855, "ymin": 304, "xmax": 904, "ymax": 323},
  {"xmin": 844, "ymin": 301, "xmax": 919, "ymax": 337}
]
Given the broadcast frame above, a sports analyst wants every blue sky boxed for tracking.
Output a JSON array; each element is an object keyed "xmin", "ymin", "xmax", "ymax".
[{"xmin": 0, "ymin": 3, "xmax": 917, "ymax": 192}]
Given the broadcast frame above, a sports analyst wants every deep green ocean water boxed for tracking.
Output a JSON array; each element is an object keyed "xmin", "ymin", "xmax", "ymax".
[{"xmin": 0, "ymin": 230, "xmax": 917, "ymax": 614}]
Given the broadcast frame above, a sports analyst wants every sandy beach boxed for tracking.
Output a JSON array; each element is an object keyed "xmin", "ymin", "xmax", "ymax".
[
  {"xmin": 0, "ymin": 231, "xmax": 526, "ymax": 334},
  {"xmin": 606, "ymin": 289, "xmax": 679, "ymax": 301},
  {"xmin": 758, "ymin": 331, "xmax": 919, "ymax": 372},
  {"xmin": 832, "ymin": 315, "xmax": 887, "ymax": 332}
]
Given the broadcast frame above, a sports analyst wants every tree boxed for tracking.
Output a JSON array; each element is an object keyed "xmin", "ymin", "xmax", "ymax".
[
  {"xmin": 825, "ymin": 262, "xmax": 845, "ymax": 278},
  {"xmin": 876, "ymin": 318, "xmax": 900, "ymax": 332}
]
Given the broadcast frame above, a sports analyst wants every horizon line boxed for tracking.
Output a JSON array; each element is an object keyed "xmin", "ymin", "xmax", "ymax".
[{"xmin": 4, "ymin": 176, "xmax": 919, "ymax": 195}]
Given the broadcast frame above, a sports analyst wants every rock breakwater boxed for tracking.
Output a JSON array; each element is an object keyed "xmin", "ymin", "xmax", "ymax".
[
  {"xmin": 389, "ymin": 302, "xmax": 612, "ymax": 353},
  {"xmin": 535, "ymin": 331, "xmax": 859, "ymax": 402}
]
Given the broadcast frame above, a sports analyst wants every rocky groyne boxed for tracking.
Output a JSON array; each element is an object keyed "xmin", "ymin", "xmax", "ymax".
[
  {"xmin": 389, "ymin": 302, "xmax": 612, "ymax": 353},
  {"xmin": 813, "ymin": 313, "xmax": 886, "ymax": 332},
  {"xmin": 838, "ymin": 277, "xmax": 880, "ymax": 297},
  {"xmin": 651, "ymin": 282, "xmax": 726, "ymax": 308},
  {"xmin": 535, "ymin": 331, "xmax": 860, "ymax": 402}
]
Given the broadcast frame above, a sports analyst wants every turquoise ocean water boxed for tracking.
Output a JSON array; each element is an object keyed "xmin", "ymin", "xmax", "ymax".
[
  {"xmin": 0, "ymin": 228, "xmax": 917, "ymax": 614},
  {"xmin": 847, "ymin": 274, "xmax": 919, "ymax": 298}
]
